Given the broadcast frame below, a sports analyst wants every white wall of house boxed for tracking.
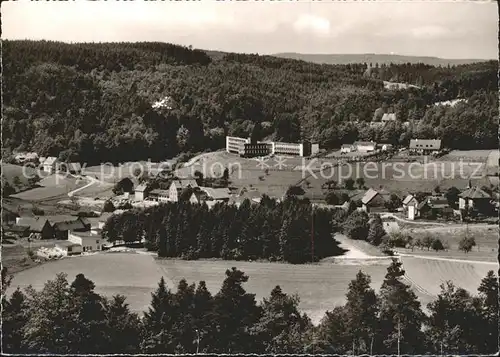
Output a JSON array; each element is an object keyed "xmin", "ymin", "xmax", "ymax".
[
  {"xmin": 68, "ymin": 232, "xmax": 103, "ymax": 252},
  {"xmin": 408, "ymin": 205, "xmax": 416, "ymax": 220}
]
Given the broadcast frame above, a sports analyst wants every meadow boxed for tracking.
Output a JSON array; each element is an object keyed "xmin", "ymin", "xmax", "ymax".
[{"xmin": 9, "ymin": 249, "xmax": 492, "ymax": 324}]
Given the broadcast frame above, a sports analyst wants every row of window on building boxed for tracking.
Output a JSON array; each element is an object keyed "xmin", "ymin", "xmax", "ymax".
[{"xmin": 225, "ymin": 136, "xmax": 320, "ymax": 157}]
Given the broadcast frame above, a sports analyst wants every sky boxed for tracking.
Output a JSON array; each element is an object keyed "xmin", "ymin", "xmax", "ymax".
[{"xmin": 3, "ymin": 0, "xmax": 498, "ymax": 59}]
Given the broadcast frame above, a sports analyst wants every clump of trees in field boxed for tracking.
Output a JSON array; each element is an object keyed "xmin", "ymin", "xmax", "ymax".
[
  {"xmin": 2, "ymin": 262, "xmax": 497, "ymax": 354},
  {"xmin": 102, "ymin": 196, "xmax": 344, "ymax": 264}
]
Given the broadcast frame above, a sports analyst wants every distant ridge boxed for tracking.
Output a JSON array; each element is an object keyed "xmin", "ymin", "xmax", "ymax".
[{"xmin": 273, "ymin": 53, "xmax": 493, "ymax": 66}]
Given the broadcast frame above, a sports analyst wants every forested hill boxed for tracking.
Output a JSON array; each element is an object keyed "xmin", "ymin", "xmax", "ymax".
[
  {"xmin": 3, "ymin": 40, "xmax": 497, "ymax": 164},
  {"xmin": 274, "ymin": 53, "xmax": 494, "ymax": 66}
]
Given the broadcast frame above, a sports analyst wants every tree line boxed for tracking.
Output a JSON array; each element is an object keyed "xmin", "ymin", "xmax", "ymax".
[
  {"xmin": 102, "ymin": 195, "xmax": 343, "ymax": 264},
  {"xmin": 3, "ymin": 41, "xmax": 497, "ymax": 164},
  {"xmin": 2, "ymin": 261, "xmax": 497, "ymax": 354}
]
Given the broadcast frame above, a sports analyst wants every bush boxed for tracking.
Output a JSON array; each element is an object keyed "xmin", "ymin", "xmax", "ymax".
[
  {"xmin": 103, "ymin": 200, "xmax": 115, "ymax": 212},
  {"xmin": 431, "ymin": 238, "xmax": 445, "ymax": 252}
]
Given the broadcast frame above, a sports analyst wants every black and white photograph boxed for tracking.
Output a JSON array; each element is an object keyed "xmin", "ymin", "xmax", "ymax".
[{"xmin": 1, "ymin": 0, "xmax": 498, "ymax": 355}]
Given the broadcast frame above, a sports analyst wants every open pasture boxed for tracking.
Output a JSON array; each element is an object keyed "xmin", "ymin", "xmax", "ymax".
[
  {"xmin": 9, "ymin": 252, "xmax": 394, "ymax": 324},
  {"xmin": 401, "ymin": 256, "xmax": 495, "ymax": 297}
]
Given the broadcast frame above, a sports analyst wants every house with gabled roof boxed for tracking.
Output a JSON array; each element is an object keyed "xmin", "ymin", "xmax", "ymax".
[
  {"xmin": 459, "ymin": 186, "xmax": 492, "ymax": 214},
  {"xmin": 42, "ymin": 157, "xmax": 59, "ymax": 174},
  {"xmin": 381, "ymin": 113, "xmax": 397, "ymax": 122},
  {"xmin": 353, "ymin": 141, "xmax": 377, "ymax": 153},
  {"xmin": 361, "ymin": 188, "xmax": 386, "ymax": 212},
  {"xmin": 169, "ymin": 179, "xmax": 199, "ymax": 202},
  {"xmin": 409, "ymin": 139, "xmax": 442, "ymax": 155},
  {"xmin": 134, "ymin": 183, "xmax": 150, "ymax": 201},
  {"xmin": 16, "ymin": 217, "xmax": 53, "ymax": 239}
]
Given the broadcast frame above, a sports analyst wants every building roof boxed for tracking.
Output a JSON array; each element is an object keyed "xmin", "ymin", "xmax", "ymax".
[
  {"xmin": 43, "ymin": 157, "xmax": 58, "ymax": 165},
  {"xmin": 409, "ymin": 139, "xmax": 442, "ymax": 150},
  {"xmin": 70, "ymin": 231, "xmax": 102, "ymax": 239},
  {"xmin": 171, "ymin": 179, "xmax": 199, "ymax": 190},
  {"xmin": 149, "ymin": 189, "xmax": 170, "ymax": 196},
  {"xmin": 135, "ymin": 183, "xmax": 149, "ymax": 192},
  {"xmin": 402, "ymin": 194, "xmax": 416, "ymax": 205},
  {"xmin": 361, "ymin": 188, "xmax": 380, "ymax": 205},
  {"xmin": 341, "ymin": 144, "xmax": 353, "ymax": 148},
  {"xmin": 53, "ymin": 219, "xmax": 87, "ymax": 232},
  {"xmin": 200, "ymin": 187, "xmax": 231, "ymax": 200},
  {"xmin": 55, "ymin": 241, "xmax": 81, "ymax": 248},
  {"xmin": 68, "ymin": 162, "xmax": 82, "ymax": 171},
  {"xmin": 16, "ymin": 217, "xmax": 50, "ymax": 232},
  {"xmin": 459, "ymin": 186, "xmax": 491, "ymax": 199},
  {"xmin": 381, "ymin": 113, "xmax": 397, "ymax": 122},
  {"xmin": 3, "ymin": 225, "xmax": 30, "ymax": 233},
  {"xmin": 354, "ymin": 141, "xmax": 377, "ymax": 147}
]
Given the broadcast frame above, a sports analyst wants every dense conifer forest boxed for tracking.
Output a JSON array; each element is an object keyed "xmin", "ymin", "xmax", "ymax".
[
  {"xmin": 102, "ymin": 195, "xmax": 342, "ymax": 264},
  {"xmin": 3, "ymin": 40, "xmax": 497, "ymax": 164}
]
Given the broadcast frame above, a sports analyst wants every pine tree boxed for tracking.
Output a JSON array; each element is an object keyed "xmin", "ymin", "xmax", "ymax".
[
  {"xmin": 103, "ymin": 295, "xmax": 141, "ymax": 353},
  {"xmin": 2, "ymin": 288, "xmax": 29, "ymax": 353},
  {"xmin": 141, "ymin": 277, "xmax": 175, "ymax": 353},
  {"xmin": 211, "ymin": 268, "xmax": 261, "ymax": 353},
  {"xmin": 378, "ymin": 259, "xmax": 426, "ymax": 354},
  {"xmin": 192, "ymin": 281, "xmax": 214, "ymax": 353},
  {"xmin": 345, "ymin": 271, "xmax": 379, "ymax": 354},
  {"xmin": 477, "ymin": 271, "xmax": 499, "ymax": 353},
  {"xmin": 252, "ymin": 285, "xmax": 310, "ymax": 353}
]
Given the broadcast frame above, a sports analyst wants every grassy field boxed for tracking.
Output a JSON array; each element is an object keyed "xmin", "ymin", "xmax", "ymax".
[
  {"xmin": 8, "ymin": 249, "xmax": 490, "ymax": 324},
  {"xmin": 404, "ymin": 225, "xmax": 498, "ymax": 260},
  {"xmin": 178, "ymin": 151, "xmax": 493, "ymax": 201},
  {"xmin": 401, "ymin": 256, "xmax": 495, "ymax": 297},
  {"xmin": 8, "ymin": 252, "xmax": 394, "ymax": 323}
]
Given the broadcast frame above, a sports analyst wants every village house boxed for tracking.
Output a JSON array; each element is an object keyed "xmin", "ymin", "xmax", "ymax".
[
  {"xmin": 134, "ymin": 183, "xmax": 150, "ymax": 201},
  {"xmin": 380, "ymin": 143, "xmax": 394, "ymax": 151},
  {"xmin": 353, "ymin": 141, "xmax": 377, "ymax": 153},
  {"xmin": 403, "ymin": 194, "xmax": 419, "ymax": 220},
  {"xmin": 49, "ymin": 216, "xmax": 91, "ymax": 240},
  {"xmin": 189, "ymin": 189, "xmax": 209, "ymax": 204},
  {"xmin": 341, "ymin": 144, "xmax": 354, "ymax": 154},
  {"xmin": 200, "ymin": 187, "xmax": 231, "ymax": 202},
  {"xmin": 361, "ymin": 188, "xmax": 386, "ymax": 212},
  {"xmin": 68, "ymin": 162, "xmax": 82, "ymax": 175},
  {"xmin": 169, "ymin": 179, "xmax": 199, "ymax": 202},
  {"xmin": 409, "ymin": 139, "xmax": 442, "ymax": 155},
  {"xmin": 16, "ymin": 217, "xmax": 54, "ymax": 239},
  {"xmin": 148, "ymin": 189, "xmax": 170, "ymax": 202},
  {"xmin": 381, "ymin": 113, "xmax": 397, "ymax": 123},
  {"xmin": 55, "ymin": 241, "xmax": 83, "ymax": 256},
  {"xmin": 459, "ymin": 186, "xmax": 492, "ymax": 214},
  {"xmin": 68, "ymin": 231, "xmax": 104, "ymax": 253},
  {"xmin": 417, "ymin": 195, "xmax": 453, "ymax": 219},
  {"xmin": 42, "ymin": 157, "xmax": 59, "ymax": 174}
]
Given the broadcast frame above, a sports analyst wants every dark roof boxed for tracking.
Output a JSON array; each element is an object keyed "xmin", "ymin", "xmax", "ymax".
[
  {"xmin": 53, "ymin": 219, "xmax": 86, "ymax": 232},
  {"xmin": 409, "ymin": 139, "xmax": 441, "ymax": 150},
  {"xmin": 3, "ymin": 225, "xmax": 30, "ymax": 233},
  {"xmin": 68, "ymin": 162, "xmax": 82, "ymax": 171},
  {"xmin": 459, "ymin": 186, "xmax": 491, "ymax": 199},
  {"xmin": 16, "ymin": 217, "xmax": 50, "ymax": 232}
]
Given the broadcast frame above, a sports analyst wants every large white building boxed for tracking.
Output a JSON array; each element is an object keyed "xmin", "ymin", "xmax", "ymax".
[
  {"xmin": 225, "ymin": 136, "xmax": 318, "ymax": 157},
  {"xmin": 226, "ymin": 136, "xmax": 250, "ymax": 154}
]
